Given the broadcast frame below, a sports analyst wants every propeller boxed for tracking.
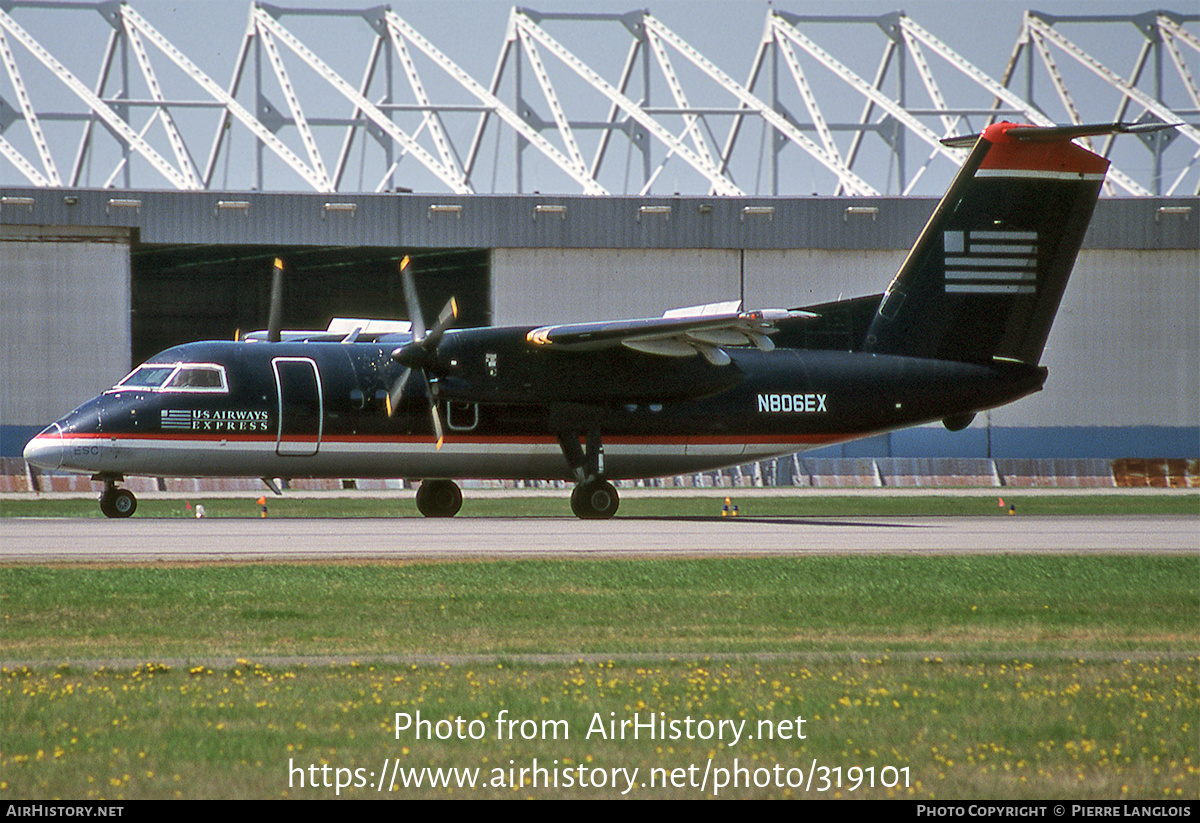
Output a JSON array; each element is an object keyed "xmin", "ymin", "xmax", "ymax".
[
  {"xmin": 387, "ymin": 256, "xmax": 458, "ymax": 450},
  {"xmin": 267, "ymin": 257, "xmax": 285, "ymax": 343}
]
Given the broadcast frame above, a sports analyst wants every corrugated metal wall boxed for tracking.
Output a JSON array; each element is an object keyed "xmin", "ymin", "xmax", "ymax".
[
  {"xmin": 1, "ymin": 188, "xmax": 1195, "ymax": 458},
  {"xmin": 493, "ymin": 244, "xmax": 1198, "ymax": 434},
  {"xmin": 492, "ymin": 248, "xmax": 740, "ymax": 324},
  {"xmin": 490, "ymin": 247, "xmax": 906, "ymax": 323},
  {"xmin": 743, "ymin": 249, "xmax": 906, "ymax": 310},
  {"xmin": 1, "ymin": 226, "xmax": 131, "ymax": 452},
  {"xmin": 1007, "ymin": 249, "xmax": 1199, "ymax": 429}
]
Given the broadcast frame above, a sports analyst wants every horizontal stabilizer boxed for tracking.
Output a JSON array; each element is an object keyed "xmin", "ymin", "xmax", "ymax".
[{"xmin": 941, "ymin": 121, "xmax": 1180, "ymax": 148}]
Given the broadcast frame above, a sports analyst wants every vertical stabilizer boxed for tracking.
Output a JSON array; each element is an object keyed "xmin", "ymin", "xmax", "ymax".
[{"xmin": 864, "ymin": 122, "xmax": 1117, "ymax": 365}]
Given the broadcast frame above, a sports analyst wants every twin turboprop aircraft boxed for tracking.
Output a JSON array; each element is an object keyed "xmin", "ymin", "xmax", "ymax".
[{"xmin": 23, "ymin": 122, "xmax": 1164, "ymax": 518}]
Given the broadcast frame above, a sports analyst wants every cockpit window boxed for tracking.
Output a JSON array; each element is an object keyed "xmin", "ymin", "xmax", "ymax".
[
  {"xmin": 164, "ymin": 366, "xmax": 227, "ymax": 392},
  {"xmin": 114, "ymin": 365, "xmax": 176, "ymax": 390},
  {"xmin": 111, "ymin": 363, "xmax": 228, "ymax": 394}
]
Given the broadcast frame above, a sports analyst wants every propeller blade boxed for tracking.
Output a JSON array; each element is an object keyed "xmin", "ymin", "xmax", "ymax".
[
  {"xmin": 386, "ymin": 367, "xmax": 412, "ymax": 417},
  {"xmin": 437, "ymin": 296, "xmax": 458, "ymax": 328},
  {"xmin": 399, "ymin": 255, "xmax": 426, "ymax": 341},
  {"xmin": 425, "ymin": 373, "xmax": 445, "ymax": 450},
  {"xmin": 386, "ymin": 366, "xmax": 444, "ymax": 448},
  {"xmin": 267, "ymin": 257, "xmax": 285, "ymax": 343},
  {"xmin": 424, "ymin": 297, "xmax": 458, "ymax": 350},
  {"xmin": 390, "ymin": 255, "xmax": 456, "ymax": 449},
  {"xmin": 431, "ymin": 399, "xmax": 445, "ymax": 450}
]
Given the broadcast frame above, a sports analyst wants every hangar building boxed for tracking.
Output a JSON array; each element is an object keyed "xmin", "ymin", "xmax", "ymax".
[
  {"xmin": 2, "ymin": 186, "xmax": 1196, "ymax": 466},
  {"xmin": 1, "ymin": 4, "xmax": 1197, "ymax": 481}
]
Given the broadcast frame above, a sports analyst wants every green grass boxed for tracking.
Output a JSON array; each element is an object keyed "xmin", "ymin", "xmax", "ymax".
[
  {"xmin": 2, "ymin": 492, "xmax": 1197, "ymax": 518},
  {"xmin": 3, "ymin": 657, "xmax": 1195, "ymax": 799},
  {"xmin": 2, "ymin": 556, "xmax": 1195, "ymax": 660},
  {"xmin": 3, "ymin": 555, "xmax": 1196, "ymax": 799}
]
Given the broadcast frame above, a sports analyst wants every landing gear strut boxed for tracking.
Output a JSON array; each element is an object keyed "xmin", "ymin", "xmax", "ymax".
[
  {"xmin": 557, "ymin": 428, "xmax": 620, "ymax": 519},
  {"xmin": 98, "ymin": 477, "xmax": 137, "ymax": 518},
  {"xmin": 415, "ymin": 479, "xmax": 463, "ymax": 517}
]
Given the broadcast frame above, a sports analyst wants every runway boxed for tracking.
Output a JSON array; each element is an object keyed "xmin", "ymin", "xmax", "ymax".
[{"xmin": 2, "ymin": 514, "xmax": 1195, "ymax": 562}]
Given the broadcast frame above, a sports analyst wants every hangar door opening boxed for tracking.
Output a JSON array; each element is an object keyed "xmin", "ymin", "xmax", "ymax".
[{"xmin": 129, "ymin": 245, "xmax": 489, "ymax": 366}]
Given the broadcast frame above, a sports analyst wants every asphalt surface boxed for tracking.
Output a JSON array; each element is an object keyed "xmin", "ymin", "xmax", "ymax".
[{"xmin": 2, "ymin": 514, "xmax": 1194, "ymax": 562}]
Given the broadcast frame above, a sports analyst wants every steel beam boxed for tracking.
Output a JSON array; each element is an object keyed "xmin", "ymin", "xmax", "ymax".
[{"xmin": 0, "ymin": 3, "xmax": 1192, "ymax": 196}]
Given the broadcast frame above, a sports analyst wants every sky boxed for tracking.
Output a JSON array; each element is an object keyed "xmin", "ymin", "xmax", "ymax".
[{"xmin": 0, "ymin": 0, "xmax": 1194, "ymax": 196}]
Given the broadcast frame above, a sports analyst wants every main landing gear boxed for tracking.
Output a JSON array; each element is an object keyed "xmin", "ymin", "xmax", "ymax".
[
  {"xmin": 411, "ymin": 427, "xmax": 621, "ymax": 520},
  {"xmin": 415, "ymin": 479, "xmax": 463, "ymax": 518},
  {"xmin": 559, "ymin": 428, "xmax": 619, "ymax": 520},
  {"xmin": 98, "ymin": 477, "xmax": 137, "ymax": 518},
  {"xmin": 570, "ymin": 477, "xmax": 619, "ymax": 520}
]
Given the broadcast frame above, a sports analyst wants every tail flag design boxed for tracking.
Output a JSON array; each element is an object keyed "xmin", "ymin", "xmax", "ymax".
[{"xmin": 863, "ymin": 122, "xmax": 1166, "ymax": 366}]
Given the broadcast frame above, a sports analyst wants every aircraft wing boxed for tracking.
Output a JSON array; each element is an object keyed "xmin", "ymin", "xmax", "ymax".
[{"xmin": 526, "ymin": 303, "xmax": 815, "ymax": 366}]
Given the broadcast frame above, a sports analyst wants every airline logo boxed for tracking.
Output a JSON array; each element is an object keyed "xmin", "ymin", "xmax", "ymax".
[
  {"xmin": 943, "ymin": 230, "xmax": 1038, "ymax": 295},
  {"xmin": 161, "ymin": 409, "xmax": 270, "ymax": 431}
]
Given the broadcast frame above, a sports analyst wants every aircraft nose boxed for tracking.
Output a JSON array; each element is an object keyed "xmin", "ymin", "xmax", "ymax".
[{"xmin": 22, "ymin": 424, "xmax": 63, "ymax": 471}]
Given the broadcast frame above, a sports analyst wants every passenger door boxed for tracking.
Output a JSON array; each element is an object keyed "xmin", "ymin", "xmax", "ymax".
[{"xmin": 273, "ymin": 357, "xmax": 322, "ymax": 457}]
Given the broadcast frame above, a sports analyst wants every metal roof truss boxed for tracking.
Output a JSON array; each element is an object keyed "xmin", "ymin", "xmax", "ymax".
[{"xmin": 0, "ymin": 3, "xmax": 1193, "ymax": 196}]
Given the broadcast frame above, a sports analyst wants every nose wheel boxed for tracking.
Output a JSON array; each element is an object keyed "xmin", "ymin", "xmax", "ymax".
[
  {"xmin": 99, "ymin": 482, "xmax": 137, "ymax": 518},
  {"xmin": 415, "ymin": 479, "xmax": 463, "ymax": 517}
]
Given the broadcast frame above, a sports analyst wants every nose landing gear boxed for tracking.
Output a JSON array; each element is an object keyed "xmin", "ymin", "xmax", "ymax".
[
  {"xmin": 98, "ymin": 477, "xmax": 137, "ymax": 518},
  {"xmin": 415, "ymin": 478, "xmax": 463, "ymax": 517}
]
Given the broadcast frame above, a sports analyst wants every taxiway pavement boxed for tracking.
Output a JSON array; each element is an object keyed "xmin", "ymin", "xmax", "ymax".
[{"xmin": 2, "ymin": 514, "xmax": 1194, "ymax": 562}]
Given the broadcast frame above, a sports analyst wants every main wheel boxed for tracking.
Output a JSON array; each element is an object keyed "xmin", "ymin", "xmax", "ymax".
[
  {"xmin": 415, "ymin": 479, "xmax": 463, "ymax": 518},
  {"xmin": 100, "ymin": 488, "xmax": 137, "ymax": 518},
  {"xmin": 570, "ymin": 479, "xmax": 619, "ymax": 520}
]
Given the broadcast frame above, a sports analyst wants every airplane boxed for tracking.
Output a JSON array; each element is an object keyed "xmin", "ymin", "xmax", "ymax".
[{"xmin": 22, "ymin": 122, "xmax": 1170, "ymax": 519}]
